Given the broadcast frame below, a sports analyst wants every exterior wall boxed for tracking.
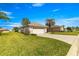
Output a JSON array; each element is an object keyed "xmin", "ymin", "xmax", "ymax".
[
  {"xmin": 29, "ymin": 28, "xmax": 47, "ymax": 34},
  {"xmin": 51, "ymin": 27, "xmax": 61, "ymax": 32},
  {"xmin": 47, "ymin": 27, "xmax": 61, "ymax": 32},
  {"xmin": 19, "ymin": 25, "xmax": 65, "ymax": 34},
  {"xmin": 3, "ymin": 31, "xmax": 10, "ymax": 33},
  {"xmin": 19, "ymin": 27, "xmax": 29, "ymax": 34},
  {"xmin": 47, "ymin": 26, "xmax": 65, "ymax": 32},
  {"xmin": 60, "ymin": 26, "xmax": 65, "ymax": 31}
]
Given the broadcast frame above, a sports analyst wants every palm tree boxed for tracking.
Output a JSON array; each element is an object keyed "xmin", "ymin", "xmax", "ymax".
[
  {"xmin": 0, "ymin": 12, "xmax": 10, "ymax": 35},
  {"xmin": 46, "ymin": 18, "xmax": 55, "ymax": 32},
  {"xmin": 0, "ymin": 12, "xmax": 9, "ymax": 20},
  {"xmin": 21, "ymin": 17, "xmax": 30, "ymax": 34},
  {"xmin": 21, "ymin": 17, "xmax": 30, "ymax": 27}
]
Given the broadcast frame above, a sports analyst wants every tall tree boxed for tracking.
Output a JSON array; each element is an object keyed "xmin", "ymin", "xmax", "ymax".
[
  {"xmin": 21, "ymin": 17, "xmax": 30, "ymax": 35},
  {"xmin": 46, "ymin": 18, "xmax": 55, "ymax": 32},
  {"xmin": 0, "ymin": 12, "xmax": 10, "ymax": 35},
  {"xmin": 0, "ymin": 12, "xmax": 10, "ymax": 20},
  {"xmin": 21, "ymin": 18, "xmax": 30, "ymax": 27}
]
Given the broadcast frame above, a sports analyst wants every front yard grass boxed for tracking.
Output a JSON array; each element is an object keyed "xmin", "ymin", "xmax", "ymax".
[
  {"xmin": 50, "ymin": 31, "xmax": 79, "ymax": 35},
  {"xmin": 0, "ymin": 32, "xmax": 71, "ymax": 56}
]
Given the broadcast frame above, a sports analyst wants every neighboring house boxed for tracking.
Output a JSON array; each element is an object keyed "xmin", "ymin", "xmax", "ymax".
[
  {"xmin": 19, "ymin": 22, "xmax": 65, "ymax": 34},
  {"xmin": 71, "ymin": 27, "xmax": 79, "ymax": 32},
  {"xmin": 0, "ymin": 28, "xmax": 9, "ymax": 32},
  {"xmin": 64, "ymin": 27, "xmax": 79, "ymax": 32},
  {"xmin": 47, "ymin": 25, "xmax": 64, "ymax": 32}
]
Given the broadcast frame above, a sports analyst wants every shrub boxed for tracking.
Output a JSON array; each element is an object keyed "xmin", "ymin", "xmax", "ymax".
[
  {"xmin": 13, "ymin": 27, "xmax": 19, "ymax": 32},
  {"xmin": 30, "ymin": 34, "xmax": 37, "ymax": 36}
]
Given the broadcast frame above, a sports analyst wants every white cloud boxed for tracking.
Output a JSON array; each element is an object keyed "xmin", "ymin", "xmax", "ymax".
[
  {"xmin": 8, "ymin": 16, "xmax": 15, "ymax": 19},
  {"xmin": 0, "ymin": 10, "xmax": 15, "ymax": 19},
  {"xmin": 8, "ymin": 23, "xmax": 22, "ymax": 27},
  {"xmin": 52, "ymin": 9, "xmax": 60, "ymax": 12},
  {"xmin": 56, "ymin": 17, "xmax": 79, "ymax": 27},
  {"xmin": 32, "ymin": 3, "xmax": 44, "ymax": 7},
  {"xmin": 64, "ymin": 17, "xmax": 79, "ymax": 21},
  {"xmin": 0, "ymin": 10, "xmax": 12, "ymax": 15},
  {"xmin": 0, "ymin": 22, "xmax": 22, "ymax": 27}
]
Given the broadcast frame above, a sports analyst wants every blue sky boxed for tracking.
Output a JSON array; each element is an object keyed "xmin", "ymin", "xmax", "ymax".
[{"xmin": 0, "ymin": 3, "xmax": 79, "ymax": 30}]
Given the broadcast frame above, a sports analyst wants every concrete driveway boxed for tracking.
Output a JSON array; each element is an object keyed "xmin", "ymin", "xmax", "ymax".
[
  {"xmin": 37, "ymin": 33, "xmax": 79, "ymax": 56},
  {"xmin": 37, "ymin": 33, "xmax": 77, "ymax": 45}
]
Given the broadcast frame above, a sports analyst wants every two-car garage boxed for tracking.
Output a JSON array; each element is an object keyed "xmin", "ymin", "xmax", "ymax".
[{"xmin": 29, "ymin": 28, "xmax": 47, "ymax": 34}]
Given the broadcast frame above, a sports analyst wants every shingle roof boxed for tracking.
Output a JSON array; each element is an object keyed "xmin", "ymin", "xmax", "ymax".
[{"xmin": 28, "ymin": 23, "xmax": 44, "ymax": 27}]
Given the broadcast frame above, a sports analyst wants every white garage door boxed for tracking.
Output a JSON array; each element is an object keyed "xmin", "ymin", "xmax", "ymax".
[{"xmin": 30, "ymin": 29, "xmax": 47, "ymax": 34}]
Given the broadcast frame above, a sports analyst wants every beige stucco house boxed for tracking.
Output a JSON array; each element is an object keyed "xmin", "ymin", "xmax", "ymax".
[{"xmin": 19, "ymin": 23, "xmax": 65, "ymax": 34}]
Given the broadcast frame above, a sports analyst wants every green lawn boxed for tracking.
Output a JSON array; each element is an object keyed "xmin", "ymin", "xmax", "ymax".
[
  {"xmin": 0, "ymin": 32, "xmax": 71, "ymax": 56},
  {"xmin": 50, "ymin": 32, "xmax": 79, "ymax": 35}
]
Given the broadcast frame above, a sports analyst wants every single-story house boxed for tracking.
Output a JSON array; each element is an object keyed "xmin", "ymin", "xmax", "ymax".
[
  {"xmin": 19, "ymin": 23, "xmax": 47, "ymax": 34},
  {"xmin": 0, "ymin": 28, "xmax": 9, "ymax": 32},
  {"xmin": 19, "ymin": 23, "xmax": 65, "ymax": 34},
  {"xmin": 28, "ymin": 23, "xmax": 47, "ymax": 34}
]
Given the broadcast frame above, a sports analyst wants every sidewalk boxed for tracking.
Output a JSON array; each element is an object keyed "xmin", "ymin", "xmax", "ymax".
[{"xmin": 67, "ymin": 35, "xmax": 79, "ymax": 56}]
